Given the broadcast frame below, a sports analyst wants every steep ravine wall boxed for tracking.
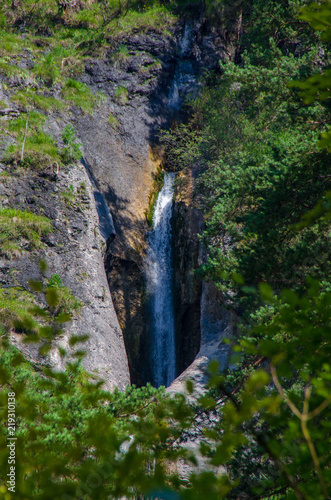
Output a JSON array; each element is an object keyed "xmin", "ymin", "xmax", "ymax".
[
  {"xmin": 0, "ymin": 157, "xmax": 130, "ymax": 391},
  {"xmin": 1, "ymin": 14, "xmax": 240, "ymax": 391},
  {"xmin": 169, "ymin": 168, "xmax": 239, "ymax": 394},
  {"xmin": 72, "ymin": 21, "xmax": 227, "ymax": 385},
  {"xmin": 172, "ymin": 191, "xmax": 202, "ymax": 376}
]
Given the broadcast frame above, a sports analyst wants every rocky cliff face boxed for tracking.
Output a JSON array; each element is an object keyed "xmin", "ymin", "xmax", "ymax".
[
  {"xmin": 0, "ymin": 157, "xmax": 130, "ymax": 390},
  {"xmin": 168, "ymin": 282, "xmax": 239, "ymax": 396},
  {"xmin": 0, "ymin": 14, "xmax": 232, "ymax": 389},
  {"xmin": 172, "ymin": 173, "xmax": 202, "ymax": 376},
  {"xmin": 72, "ymin": 20, "xmax": 226, "ymax": 385}
]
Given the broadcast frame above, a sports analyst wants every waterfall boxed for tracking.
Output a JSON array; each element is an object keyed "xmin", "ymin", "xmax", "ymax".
[
  {"xmin": 146, "ymin": 173, "xmax": 176, "ymax": 387},
  {"xmin": 167, "ymin": 23, "xmax": 198, "ymax": 111}
]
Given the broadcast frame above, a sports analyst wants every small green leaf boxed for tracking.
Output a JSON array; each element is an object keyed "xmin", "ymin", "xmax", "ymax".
[
  {"xmin": 73, "ymin": 350, "xmax": 87, "ymax": 359},
  {"xmin": 28, "ymin": 280, "xmax": 44, "ymax": 292},
  {"xmin": 28, "ymin": 306, "xmax": 49, "ymax": 318},
  {"xmin": 69, "ymin": 334, "xmax": 90, "ymax": 347},
  {"xmin": 39, "ymin": 259, "xmax": 48, "ymax": 273},
  {"xmin": 0, "ymin": 367, "xmax": 10, "ymax": 384},
  {"xmin": 186, "ymin": 380, "xmax": 194, "ymax": 394},
  {"xmin": 46, "ymin": 287, "xmax": 59, "ymax": 308},
  {"xmin": 39, "ymin": 342, "xmax": 52, "ymax": 355},
  {"xmin": 56, "ymin": 312, "xmax": 72, "ymax": 323},
  {"xmin": 232, "ymin": 272, "xmax": 244, "ymax": 285},
  {"xmin": 259, "ymin": 283, "xmax": 274, "ymax": 301},
  {"xmin": 58, "ymin": 347, "xmax": 67, "ymax": 358}
]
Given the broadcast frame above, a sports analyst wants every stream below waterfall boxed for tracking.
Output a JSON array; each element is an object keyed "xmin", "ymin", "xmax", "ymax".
[{"xmin": 146, "ymin": 173, "xmax": 176, "ymax": 387}]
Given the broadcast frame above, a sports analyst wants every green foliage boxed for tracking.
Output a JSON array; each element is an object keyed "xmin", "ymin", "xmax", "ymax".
[
  {"xmin": 60, "ymin": 184, "xmax": 76, "ymax": 206},
  {"xmin": 33, "ymin": 44, "xmax": 84, "ymax": 86},
  {"xmin": 0, "ymin": 1, "xmax": 331, "ymax": 499},
  {"xmin": 12, "ymin": 89, "xmax": 65, "ymax": 112},
  {"xmin": 60, "ymin": 124, "xmax": 82, "ymax": 164},
  {"xmin": 46, "ymin": 284, "xmax": 82, "ymax": 316},
  {"xmin": 0, "ymin": 288, "xmax": 37, "ymax": 333},
  {"xmin": 112, "ymin": 45, "xmax": 129, "ymax": 68},
  {"xmin": 0, "ymin": 58, "xmax": 29, "ymax": 78},
  {"xmin": 4, "ymin": 111, "xmax": 62, "ymax": 170},
  {"xmin": 0, "ymin": 29, "xmax": 32, "ymax": 56},
  {"xmin": 107, "ymin": 112, "xmax": 120, "ymax": 128},
  {"xmin": 0, "ymin": 208, "xmax": 52, "ymax": 259},
  {"xmin": 48, "ymin": 273, "xmax": 63, "ymax": 288},
  {"xmin": 61, "ymin": 78, "xmax": 99, "ymax": 113},
  {"xmin": 114, "ymin": 85, "xmax": 129, "ymax": 105},
  {"xmin": 0, "ymin": 278, "xmax": 330, "ymax": 499},
  {"xmin": 165, "ymin": 1, "xmax": 331, "ymax": 310},
  {"xmin": 45, "ymin": 272, "xmax": 82, "ymax": 316},
  {"xmin": 210, "ymin": 280, "xmax": 331, "ymax": 499},
  {"xmin": 0, "ymin": 335, "xmax": 178, "ymax": 499}
]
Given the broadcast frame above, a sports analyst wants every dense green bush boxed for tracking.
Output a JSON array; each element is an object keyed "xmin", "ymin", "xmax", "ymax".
[{"xmin": 164, "ymin": 0, "xmax": 331, "ymax": 311}]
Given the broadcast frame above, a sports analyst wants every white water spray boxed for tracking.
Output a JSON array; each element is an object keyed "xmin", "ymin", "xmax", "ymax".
[{"xmin": 146, "ymin": 173, "xmax": 176, "ymax": 387}]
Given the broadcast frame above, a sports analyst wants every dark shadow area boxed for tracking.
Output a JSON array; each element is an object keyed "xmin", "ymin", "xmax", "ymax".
[
  {"xmin": 93, "ymin": 192, "xmax": 116, "ymax": 241},
  {"xmin": 105, "ymin": 251, "xmax": 153, "ymax": 386}
]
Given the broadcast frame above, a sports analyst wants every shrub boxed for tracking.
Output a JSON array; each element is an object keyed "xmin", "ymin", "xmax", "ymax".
[
  {"xmin": 0, "ymin": 288, "xmax": 37, "ymax": 333},
  {"xmin": 48, "ymin": 285, "xmax": 82, "ymax": 316},
  {"xmin": 46, "ymin": 273, "xmax": 82, "ymax": 316},
  {"xmin": 4, "ymin": 111, "xmax": 61, "ymax": 170},
  {"xmin": 60, "ymin": 124, "xmax": 82, "ymax": 164},
  {"xmin": 48, "ymin": 273, "xmax": 63, "ymax": 288}
]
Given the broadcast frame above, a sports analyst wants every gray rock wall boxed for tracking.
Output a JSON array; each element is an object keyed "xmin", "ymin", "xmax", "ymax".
[{"xmin": 0, "ymin": 159, "xmax": 130, "ymax": 391}]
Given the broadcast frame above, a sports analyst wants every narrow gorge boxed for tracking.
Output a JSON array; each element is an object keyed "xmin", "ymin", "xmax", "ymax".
[
  {"xmin": 77, "ymin": 17, "xmax": 236, "ymax": 389},
  {"xmin": 1, "ymin": 2, "xmax": 330, "ymax": 498},
  {"xmin": 0, "ymin": 12, "xmax": 237, "ymax": 392}
]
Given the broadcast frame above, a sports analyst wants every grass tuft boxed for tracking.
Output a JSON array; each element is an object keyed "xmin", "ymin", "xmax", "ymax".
[
  {"xmin": 0, "ymin": 288, "xmax": 37, "ymax": 333},
  {"xmin": 0, "ymin": 208, "xmax": 52, "ymax": 259},
  {"xmin": 61, "ymin": 78, "xmax": 99, "ymax": 113},
  {"xmin": 12, "ymin": 89, "xmax": 65, "ymax": 112},
  {"xmin": 114, "ymin": 86, "xmax": 129, "ymax": 105},
  {"xmin": 108, "ymin": 112, "xmax": 119, "ymax": 128}
]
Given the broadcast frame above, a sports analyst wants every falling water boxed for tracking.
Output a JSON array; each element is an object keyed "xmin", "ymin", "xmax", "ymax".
[
  {"xmin": 147, "ymin": 173, "xmax": 176, "ymax": 387},
  {"xmin": 167, "ymin": 23, "xmax": 198, "ymax": 111}
]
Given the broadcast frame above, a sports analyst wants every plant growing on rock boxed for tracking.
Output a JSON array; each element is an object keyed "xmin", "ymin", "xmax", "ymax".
[
  {"xmin": 0, "ymin": 288, "xmax": 38, "ymax": 333},
  {"xmin": 4, "ymin": 111, "xmax": 62, "ymax": 170},
  {"xmin": 0, "ymin": 208, "xmax": 52, "ymax": 259},
  {"xmin": 107, "ymin": 112, "xmax": 119, "ymax": 128},
  {"xmin": 112, "ymin": 45, "xmax": 129, "ymax": 68},
  {"xmin": 48, "ymin": 273, "xmax": 63, "ymax": 288},
  {"xmin": 114, "ymin": 86, "xmax": 129, "ymax": 105},
  {"xmin": 60, "ymin": 124, "xmax": 82, "ymax": 164},
  {"xmin": 61, "ymin": 78, "xmax": 100, "ymax": 113}
]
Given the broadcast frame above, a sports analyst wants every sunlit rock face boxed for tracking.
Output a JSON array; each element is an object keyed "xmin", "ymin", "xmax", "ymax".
[{"xmin": 0, "ymin": 158, "xmax": 130, "ymax": 391}]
